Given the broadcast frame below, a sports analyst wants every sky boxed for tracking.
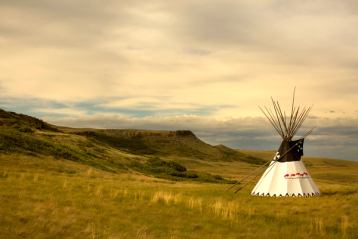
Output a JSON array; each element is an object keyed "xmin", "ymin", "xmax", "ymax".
[{"xmin": 1, "ymin": 0, "xmax": 357, "ymax": 160}]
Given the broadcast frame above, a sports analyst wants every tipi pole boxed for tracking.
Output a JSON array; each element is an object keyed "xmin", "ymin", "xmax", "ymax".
[
  {"xmin": 293, "ymin": 107, "xmax": 312, "ymax": 136},
  {"xmin": 302, "ymin": 127, "xmax": 315, "ymax": 138},
  {"xmin": 259, "ymin": 106, "xmax": 283, "ymax": 138},
  {"xmin": 234, "ymin": 160, "xmax": 278, "ymax": 193},
  {"xmin": 271, "ymin": 98, "xmax": 285, "ymax": 137},
  {"xmin": 287, "ymin": 87, "xmax": 296, "ymax": 137},
  {"xmin": 226, "ymin": 159, "xmax": 272, "ymax": 191},
  {"xmin": 276, "ymin": 101, "xmax": 289, "ymax": 137}
]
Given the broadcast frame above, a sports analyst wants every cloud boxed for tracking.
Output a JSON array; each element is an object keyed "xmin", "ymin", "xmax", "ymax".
[
  {"xmin": 0, "ymin": 1, "xmax": 358, "ymax": 160},
  {"xmin": 2, "ymin": 1, "xmax": 358, "ymax": 99},
  {"xmin": 0, "ymin": 96, "xmax": 233, "ymax": 118},
  {"xmin": 1, "ymin": 95, "xmax": 357, "ymax": 160},
  {"xmin": 185, "ymin": 48, "xmax": 211, "ymax": 56}
]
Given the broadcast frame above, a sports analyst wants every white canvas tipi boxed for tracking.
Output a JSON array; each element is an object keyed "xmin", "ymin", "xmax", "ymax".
[{"xmin": 251, "ymin": 91, "xmax": 320, "ymax": 197}]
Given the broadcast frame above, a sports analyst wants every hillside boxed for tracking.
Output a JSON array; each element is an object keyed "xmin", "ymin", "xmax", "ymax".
[
  {"xmin": 0, "ymin": 108, "xmax": 263, "ymax": 182},
  {"xmin": 0, "ymin": 108, "xmax": 58, "ymax": 132},
  {"xmin": 67, "ymin": 128, "xmax": 263, "ymax": 163}
]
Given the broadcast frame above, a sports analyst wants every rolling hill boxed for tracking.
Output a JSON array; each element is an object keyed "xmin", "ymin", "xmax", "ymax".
[{"xmin": 0, "ymin": 108, "xmax": 264, "ymax": 182}]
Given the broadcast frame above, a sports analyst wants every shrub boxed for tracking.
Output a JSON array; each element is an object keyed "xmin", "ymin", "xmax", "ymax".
[{"xmin": 146, "ymin": 158, "xmax": 187, "ymax": 172}]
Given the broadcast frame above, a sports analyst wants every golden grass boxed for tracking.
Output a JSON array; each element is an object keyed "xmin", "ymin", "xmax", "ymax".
[{"xmin": 0, "ymin": 154, "xmax": 357, "ymax": 238}]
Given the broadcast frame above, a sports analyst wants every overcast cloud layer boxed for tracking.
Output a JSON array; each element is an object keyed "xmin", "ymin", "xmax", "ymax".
[{"xmin": 1, "ymin": 0, "xmax": 357, "ymax": 160}]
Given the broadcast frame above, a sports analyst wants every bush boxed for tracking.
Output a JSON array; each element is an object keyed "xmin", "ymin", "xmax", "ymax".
[
  {"xmin": 183, "ymin": 171, "xmax": 199, "ymax": 178},
  {"xmin": 166, "ymin": 161, "xmax": 187, "ymax": 172},
  {"xmin": 146, "ymin": 158, "xmax": 187, "ymax": 172}
]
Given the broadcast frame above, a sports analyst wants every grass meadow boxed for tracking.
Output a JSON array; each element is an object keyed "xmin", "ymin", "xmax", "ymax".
[{"xmin": 0, "ymin": 154, "xmax": 357, "ymax": 239}]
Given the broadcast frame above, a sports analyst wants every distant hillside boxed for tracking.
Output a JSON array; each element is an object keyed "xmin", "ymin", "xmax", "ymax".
[
  {"xmin": 65, "ymin": 128, "xmax": 263, "ymax": 164},
  {"xmin": 0, "ymin": 108, "xmax": 264, "ymax": 181}
]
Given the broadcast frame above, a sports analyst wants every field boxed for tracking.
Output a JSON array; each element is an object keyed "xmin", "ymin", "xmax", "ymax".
[
  {"xmin": 0, "ymin": 109, "xmax": 357, "ymax": 238},
  {"xmin": 0, "ymin": 153, "xmax": 357, "ymax": 239}
]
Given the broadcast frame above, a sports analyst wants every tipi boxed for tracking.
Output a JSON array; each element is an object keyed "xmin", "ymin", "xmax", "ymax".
[{"xmin": 251, "ymin": 91, "xmax": 320, "ymax": 197}]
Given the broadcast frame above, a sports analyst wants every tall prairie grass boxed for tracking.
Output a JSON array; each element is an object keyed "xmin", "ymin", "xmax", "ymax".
[{"xmin": 0, "ymin": 155, "xmax": 357, "ymax": 239}]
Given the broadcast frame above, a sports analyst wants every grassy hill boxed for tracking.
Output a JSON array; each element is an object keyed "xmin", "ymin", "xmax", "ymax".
[
  {"xmin": 0, "ymin": 108, "xmax": 263, "ymax": 182},
  {"xmin": 0, "ymin": 108, "xmax": 357, "ymax": 238},
  {"xmin": 67, "ymin": 128, "xmax": 264, "ymax": 163}
]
